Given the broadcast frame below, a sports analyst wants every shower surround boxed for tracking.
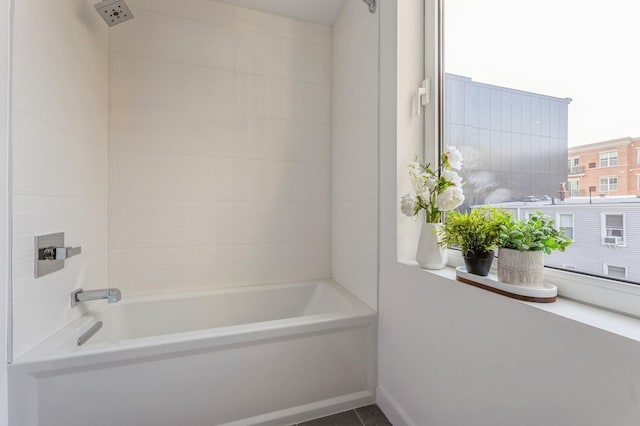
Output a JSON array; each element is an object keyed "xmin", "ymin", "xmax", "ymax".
[{"xmin": 108, "ymin": 0, "xmax": 332, "ymax": 296}]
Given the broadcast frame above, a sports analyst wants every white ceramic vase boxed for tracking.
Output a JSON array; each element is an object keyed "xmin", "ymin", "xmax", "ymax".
[{"xmin": 416, "ymin": 223, "xmax": 448, "ymax": 269}]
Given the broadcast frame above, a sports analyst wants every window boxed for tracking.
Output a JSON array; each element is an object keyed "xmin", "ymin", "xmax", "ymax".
[
  {"xmin": 637, "ymin": 148, "xmax": 640, "ymax": 165},
  {"xmin": 602, "ymin": 213, "xmax": 624, "ymax": 245},
  {"xmin": 600, "ymin": 151, "xmax": 618, "ymax": 168},
  {"xmin": 604, "ymin": 264, "xmax": 627, "ymax": 279},
  {"xmin": 557, "ymin": 213, "xmax": 574, "ymax": 240},
  {"xmin": 599, "ymin": 176, "xmax": 618, "ymax": 192},
  {"xmin": 568, "ymin": 180, "xmax": 580, "ymax": 197},
  {"xmin": 637, "ymin": 175, "xmax": 640, "ymax": 191},
  {"xmin": 438, "ymin": 0, "xmax": 640, "ymax": 318}
]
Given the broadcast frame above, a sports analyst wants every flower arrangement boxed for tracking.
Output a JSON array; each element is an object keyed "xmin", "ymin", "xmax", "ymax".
[{"xmin": 400, "ymin": 147, "xmax": 465, "ymax": 223}]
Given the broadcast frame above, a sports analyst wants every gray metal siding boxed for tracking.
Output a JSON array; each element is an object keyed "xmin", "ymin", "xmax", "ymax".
[{"xmin": 445, "ymin": 74, "xmax": 570, "ymax": 209}]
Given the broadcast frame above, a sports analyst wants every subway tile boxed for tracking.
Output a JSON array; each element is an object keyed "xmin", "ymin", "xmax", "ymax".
[
  {"xmin": 125, "ymin": 0, "xmax": 235, "ymax": 26},
  {"xmin": 111, "ymin": 7, "xmax": 235, "ymax": 70},
  {"xmin": 234, "ymin": 29, "xmax": 280, "ymax": 76},
  {"xmin": 234, "ymin": 116, "xmax": 330, "ymax": 163},
  {"xmin": 278, "ymin": 37, "xmax": 331, "ymax": 84},
  {"xmin": 222, "ymin": 201, "xmax": 330, "ymax": 245},
  {"xmin": 232, "ymin": 159, "xmax": 330, "ymax": 202},
  {"xmin": 109, "ymin": 103, "xmax": 236, "ymax": 158},
  {"xmin": 109, "ymin": 151, "xmax": 234, "ymax": 201},
  {"xmin": 12, "ymin": 111, "xmax": 108, "ymax": 199},
  {"xmin": 109, "ymin": 246, "xmax": 235, "ymax": 296},
  {"xmin": 233, "ymin": 242, "xmax": 331, "ymax": 286},
  {"xmin": 110, "ymin": 53, "xmax": 235, "ymax": 114}
]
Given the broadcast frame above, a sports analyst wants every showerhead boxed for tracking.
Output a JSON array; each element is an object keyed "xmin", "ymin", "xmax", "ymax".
[{"xmin": 94, "ymin": 0, "xmax": 134, "ymax": 27}]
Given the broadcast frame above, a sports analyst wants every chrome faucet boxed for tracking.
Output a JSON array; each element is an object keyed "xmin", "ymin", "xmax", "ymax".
[{"xmin": 71, "ymin": 288, "xmax": 121, "ymax": 307}]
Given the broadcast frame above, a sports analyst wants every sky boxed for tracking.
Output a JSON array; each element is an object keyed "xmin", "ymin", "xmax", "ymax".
[{"xmin": 444, "ymin": 0, "xmax": 640, "ymax": 147}]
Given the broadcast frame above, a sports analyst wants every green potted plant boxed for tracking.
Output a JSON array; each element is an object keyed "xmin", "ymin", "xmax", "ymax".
[
  {"xmin": 439, "ymin": 207, "xmax": 511, "ymax": 276},
  {"xmin": 497, "ymin": 211, "xmax": 572, "ymax": 287}
]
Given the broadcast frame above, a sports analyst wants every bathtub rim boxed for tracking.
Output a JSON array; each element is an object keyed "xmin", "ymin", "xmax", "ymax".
[{"xmin": 10, "ymin": 279, "xmax": 376, "ymax": 368}]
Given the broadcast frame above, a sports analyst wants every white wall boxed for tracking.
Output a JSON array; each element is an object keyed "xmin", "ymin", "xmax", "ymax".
[
  {"xmin": 10, "ymin": 0, "xmax": 109, "ymax": 360},
  {"xmin": 377, "ymin": 2, "xmax": 640, "ymax": 425},
  {"xmin": 0, "ymin": 0, "xmax": 10, "ymax": 422},
  {"xmin": 331, "ymin": 0, "xmax": 379, "ymax": 309},
  {"xmin": 108, "ymin": 0, "xmax": 332, "ymax": 296}
]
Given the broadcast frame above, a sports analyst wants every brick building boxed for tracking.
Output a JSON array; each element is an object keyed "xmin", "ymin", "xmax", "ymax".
[{"xmin": 567, "ymin": 137, "xmax": 640, "ymax": 197}]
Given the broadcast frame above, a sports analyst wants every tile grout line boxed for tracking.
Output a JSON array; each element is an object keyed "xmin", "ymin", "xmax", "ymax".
[{"xmin": 354, "ymin": 408, "xmax": 366, "ymax": 426}]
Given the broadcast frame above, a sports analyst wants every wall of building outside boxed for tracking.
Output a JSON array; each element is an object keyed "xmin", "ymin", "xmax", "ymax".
[
  {"xmin": 445, "ymin": 74, "xmax": 570, "ymax": 208},
  {"xmin": 512, "ymin": 204, "xmax": 640, "ymax": 283},
  {"xmin": 569, "ymin": 138, "xmax": 640, "ymax": 196},
  {"xmin": 379, "ymin": 3, "xmax": 640, "ymax": 426}
]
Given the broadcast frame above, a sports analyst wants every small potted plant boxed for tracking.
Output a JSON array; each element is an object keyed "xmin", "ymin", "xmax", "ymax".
[
  {"xmin": 497, "ymin": 211, "xmax": 572, "ymax": 287},
  {"xmin": 439, "ymin": 207, "xmax": 511, "ymax": 276}
]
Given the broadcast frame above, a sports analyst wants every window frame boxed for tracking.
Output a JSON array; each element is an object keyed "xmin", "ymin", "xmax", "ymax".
[
  {"xmin": 556, "ymin": 213, "xmax": 575, "ymax": 241},
  {"xmin": 436, "ymin": 0, "xmax": 640, "ymax": 318},
  {"xmin": 604, "ymin": 264, "xmax": 628, "ymax": 280},
  {"xmin": 599, "ymin": 151, "xmax": 618, "ymax": 168},
  {"xmin": 636, "ymin": 174, "xmax": 640, "ymax": 191},
  {"xmin": 599, "ymin": 175, "xmax": 618, "ymax": 192},
  {"xmin": 601, "ymin": 212, "xmax": 626, "ymax": 246}
]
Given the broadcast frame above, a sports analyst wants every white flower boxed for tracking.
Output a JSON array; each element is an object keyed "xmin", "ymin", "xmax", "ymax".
[
  {"xmin": 442, "ymin": 169, "xmax": 462, "ymax": 187},
  {"xmin": 435, "ymin": 186, "xmax": 465, "ymax": 211},
  {"xmin": 445, "ymin": 146, "xmax": 463, "ymax": 170},
  {"xmin": 408, "ymin": 162, "xmax": 426, "ymax": 194},
  {"xmin": 400, "ymin": 193, "xmax": 417, "ymax": 217}
]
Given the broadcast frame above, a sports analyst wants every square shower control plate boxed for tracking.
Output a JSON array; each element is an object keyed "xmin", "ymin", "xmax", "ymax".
[
  {"xmin": 34, "ymin": 232, "xmax": 65, "ymax": 278},
  {"xmin": 95, "ymin": 0, "xmax": 134, "ymax": 27}
]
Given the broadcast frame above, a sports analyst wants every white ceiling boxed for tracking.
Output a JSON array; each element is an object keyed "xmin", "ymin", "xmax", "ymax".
[{"xmin": 215, "ymin": 0, "xmax": 347, "ymax": 26}]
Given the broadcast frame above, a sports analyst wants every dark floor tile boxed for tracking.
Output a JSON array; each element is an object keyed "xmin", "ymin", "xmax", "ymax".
[
  {"xmin": 355, "ymin": 405, "xmax": 392, "ymax": 426},
  {"xmin": 298, "ymin": 409, "xmax": 363, "ymax": 426}
]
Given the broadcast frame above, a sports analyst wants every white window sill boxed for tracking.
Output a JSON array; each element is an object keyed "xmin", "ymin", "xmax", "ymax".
[{"xmin": 398, "ymin": 260, "xmax": 640, "ymax": 344}]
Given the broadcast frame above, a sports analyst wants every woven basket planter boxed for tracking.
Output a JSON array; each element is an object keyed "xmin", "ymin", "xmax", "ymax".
[{"xmin": 497, "ymin": 248, "xmax": 544, "ymax": 287}]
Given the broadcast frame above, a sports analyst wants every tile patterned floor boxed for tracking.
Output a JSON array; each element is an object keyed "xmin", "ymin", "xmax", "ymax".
[{"xmin": 292, "ymin": 404, "xmax": 392, "ymax": 426}]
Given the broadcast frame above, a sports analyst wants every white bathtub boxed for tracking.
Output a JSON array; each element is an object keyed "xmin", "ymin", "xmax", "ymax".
[{"xmin": 8, "ymin": 279, "xmax": 377, "ymax": 426}]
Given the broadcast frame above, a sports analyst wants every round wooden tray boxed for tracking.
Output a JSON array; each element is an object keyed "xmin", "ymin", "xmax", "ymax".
[{"xmin": 455, "ymin": 266, "xmax": 557, "ymax": 303}]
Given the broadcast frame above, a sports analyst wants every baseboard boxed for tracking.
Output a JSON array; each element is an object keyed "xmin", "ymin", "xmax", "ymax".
[
  {"xmin": 376, "ymin": 385, "xmax": 414, "ymax": 426},
  {"xmin": 219, "ymin": 390, "xmax": 375, "ymax": 426}
]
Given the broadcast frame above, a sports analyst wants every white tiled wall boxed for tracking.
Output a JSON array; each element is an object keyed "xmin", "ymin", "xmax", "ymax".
[
  {"xmin": 332, "ymin": 0, "xmax": 379, "ymax": 309},
  {"xmin": 108, "ymin": 0, "xmax": 332, "ymax": 295},
  {"xmin": 11, "ymin": 0, "xmax": 109, "ymax": 359}
]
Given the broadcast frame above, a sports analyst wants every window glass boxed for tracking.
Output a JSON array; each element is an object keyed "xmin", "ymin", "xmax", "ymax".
[
  {"xmin": 604, "ymin": 214, "xmax": 624, "ymax": 242},
  {"xmin": 558, "ymin": 214, "xmax": 574, "ymax": 239},
  {"xmin": 606, "ymin": 265, "xmax": 627, "ymax": 279},
  {"xmin": 599, "ymin": 176, "xmax": 618, "ymax": 192},
  {"xmin": 599, "ymin": 151, "xmax": 618, "ymax": 168},
  {"xmin": 444, "ymin": 0, "xmax": 640, "ymax": 284}
]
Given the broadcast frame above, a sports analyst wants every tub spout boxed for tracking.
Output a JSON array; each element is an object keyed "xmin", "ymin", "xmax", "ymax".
[{"xmin": 71, "ymin": 288, "xmax": 121, "ymax": 307}]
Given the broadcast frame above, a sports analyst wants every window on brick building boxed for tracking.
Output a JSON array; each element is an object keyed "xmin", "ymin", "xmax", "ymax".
[
  {"xmin": 600, "ymin": 176, "xmax": 618, "ymax": 192},
  {"xmin": 599, "ymin": 151, "xmax": 618, "ymax": 168}
]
